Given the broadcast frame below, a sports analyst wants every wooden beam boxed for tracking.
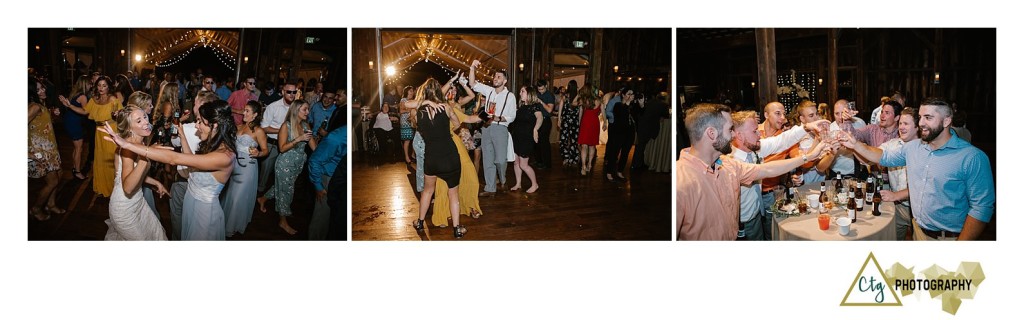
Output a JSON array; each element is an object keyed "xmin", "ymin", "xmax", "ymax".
[
  {"xmin": 755, "ymin": 28, "xmax": 777, "ymax": 107},
  {"xmin": 827, "ymin": 29, "xmax": 838, "ymax": 104}
]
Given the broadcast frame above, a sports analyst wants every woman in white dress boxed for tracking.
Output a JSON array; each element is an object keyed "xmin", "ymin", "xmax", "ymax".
[{"xmin": 105, "ymin": 104, "xmax": 169, "ymax": 240}]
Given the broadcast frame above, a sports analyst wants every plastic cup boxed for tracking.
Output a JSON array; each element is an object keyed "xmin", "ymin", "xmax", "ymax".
[
  {"xmin": 836, "ymin": 217, "xmax": 851, "ymax": 235},
  {"xmin": 807, "ymin": 195, "xmax": 819, "ymax": 209},
  {"xmin": 818, "ymin": 214, "xmax": 830, "ymax": 230}
]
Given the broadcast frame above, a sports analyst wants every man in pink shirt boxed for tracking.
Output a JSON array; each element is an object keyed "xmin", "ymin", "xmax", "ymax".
[
  {"xmin": 677, "ymin": 103, "xmax": 831, "ymax": 240},
  {"xmin": 227, "ymin": 76, "xmax": 259, "ymax": 124}
]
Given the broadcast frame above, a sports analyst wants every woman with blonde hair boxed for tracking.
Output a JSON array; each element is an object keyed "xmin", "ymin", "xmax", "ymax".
[
  {"xmin": 424, "ymin": 72, "xmax": 485, "ymax": 227},
  {"xmin": 409, "ymin": 78, "xmax": 481, "ymax": 238},
  {"xmin": 103, "ymin": 105, "xmax": 168, "ymax": 240},
  {"xmin": 258, "ymin": 99, "xmax": 317, "ymax": 235}
]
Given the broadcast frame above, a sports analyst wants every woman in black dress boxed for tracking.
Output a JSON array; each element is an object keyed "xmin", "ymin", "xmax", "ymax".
[
  {"xmin": 510, "ymin": 86, "xmax": 543, "ymax": 193},
  {"xmin": 410, "ymin": 78, "xmax": 480, "ymax": 238}
]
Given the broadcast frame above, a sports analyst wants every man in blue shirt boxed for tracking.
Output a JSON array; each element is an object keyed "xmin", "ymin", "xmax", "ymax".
[
  {"xmin": 308, "ymin": 113, "xmax": 347, "ymax": 240},
  {"xmin": 841, "ymin": 98, "xmax": 994, "ymax": 240},
  {"xmin": 309, "ymin": 91, "xmax": 337, "ymax": 138},
  {"xmin": 216, "ymin": 77, "xmax": 234, "ymax": 101}
]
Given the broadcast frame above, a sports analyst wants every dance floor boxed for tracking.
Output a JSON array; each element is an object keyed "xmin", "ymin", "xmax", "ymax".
[
  {"xmin": 27, "ymin": 125, "xmax": 317, "ymax": 241},
  {"xmin": 351, "ymin": 145, "xmax": 673, "ymax": 241}
]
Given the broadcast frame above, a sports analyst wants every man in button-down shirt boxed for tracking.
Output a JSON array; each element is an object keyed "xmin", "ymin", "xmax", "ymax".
[
  {"xmin": 841, "ymin": 98, "xmax": 994, "ymax": 240},
  {"xmin": 730, "ymin": 111, "xmax": 830, "ymax": 240},
  {"xmin": 818, "ymin": 99, "xmax": 868, "ymax": 176},
  {"xmin": 677, "ymin": 104, "xmax": 830, "ymax": 240},
  {"xmin": 258, "ymin": 82, "xmax": 297, "ymax": 193},
  {"xmin": 877, "ymin": 107, "xmax": 920, "ymax": 240},
  {"xmin": 470, "ymin": 60, "xmax": 517, "ymax": 196}
]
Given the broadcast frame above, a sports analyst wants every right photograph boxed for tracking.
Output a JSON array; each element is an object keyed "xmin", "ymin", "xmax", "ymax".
[
  {"xmin": 676, "ymin": 28, "xmax": 996, "ymax": 241},
  {"xmin": 352, "ymin": 28, "xmax": 673, "ymax": 240}
]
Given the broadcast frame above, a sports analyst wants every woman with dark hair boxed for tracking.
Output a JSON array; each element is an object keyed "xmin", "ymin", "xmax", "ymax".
[
  {"xmin": 410, "ymin": 78, "xmax": 475, "ymax": 238},
  {"xmin": 84, "ymin": 75, "xmax": 123, "ymax": 198},
  {"xmin": 113, "ymin": 74, "xmax": 134, "ymax": 103},
  {"xmin": 104, "ymin": 106, "xmax": 168, "ymax": 240},
  {"xmin": 575, "ymin": 84, "xmax": 604, "ymax": 175},
  {"xmin": 510, "ymin": 86, "xmax": 543, "ymax": 192},
  {"xmin": 558, "ymin": 85, "xmax": 580, "ymax": 167},
  {"xmin": 101, "ymin": 100, "xmax": 237, "ymax": 240},
  {"xmin": 28, "ymin": 77, "xmax": 64, "ymax": 221},
  {"xmin": 399, "ymin": 85, "xmax": 415, "ymax": 164},
  {"xmin": 57, "ymin": 75, "xmax": 92, "ymax": 180},
  {"xmin": 221, "ymin": 101, "xmax": 269, "ymax": 236},
  {"xmin": 604, "ymin": 88, "xmax": 636, "ymax": 181},
  {"xmin": 258, "ymin": 100, "xmax": 317, "ymax": 235}
]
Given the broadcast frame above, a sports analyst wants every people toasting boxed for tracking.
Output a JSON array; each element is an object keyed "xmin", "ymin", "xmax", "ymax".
[
  {"xmin": 838, "ymin": 98, "xmax": 994, "ymax": 240},
  {"xmin": 676, "ymin": 103, "xmax": 831, "ymax": 240}
]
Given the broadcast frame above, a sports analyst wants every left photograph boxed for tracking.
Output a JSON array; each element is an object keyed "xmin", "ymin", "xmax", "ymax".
[{"xmin": 27, "ymin": 28, "xmax": 348, "ymax": 240}]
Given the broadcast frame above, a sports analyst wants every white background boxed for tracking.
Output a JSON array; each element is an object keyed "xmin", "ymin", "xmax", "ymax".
[{"xmin": 5, "ymin": 1, "xmax": 1015, "ymax": 319}]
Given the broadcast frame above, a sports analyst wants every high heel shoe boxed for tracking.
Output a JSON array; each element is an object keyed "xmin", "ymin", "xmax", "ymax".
[
  {"xmin": 45, "ymin": 206, "xmax": 66, "ymax": 215},
  {"xmin": 412, "ymin": 219, "xmax": 425, "ymax": 231},
  {"xmin": 72, "ymin": 169, "xmax": 86, "ymax": 180},
  {"xmin": 29, "ymin": 208, "xmax": 50, "ymax": 221},
  {"xmin": 453, "ymin": 225, "xmax": 467, "ymax": 239}
]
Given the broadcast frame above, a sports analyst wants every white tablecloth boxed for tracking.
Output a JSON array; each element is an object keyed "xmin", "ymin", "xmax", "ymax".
[{"xmin": 772, "ymin": 184, "xmax": 897, "ymax": 241}]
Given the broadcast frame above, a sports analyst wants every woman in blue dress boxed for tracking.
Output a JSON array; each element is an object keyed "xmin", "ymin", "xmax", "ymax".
[{"xmin": 221, "ymin": 101, "xmax": 269, "ymax": 236}]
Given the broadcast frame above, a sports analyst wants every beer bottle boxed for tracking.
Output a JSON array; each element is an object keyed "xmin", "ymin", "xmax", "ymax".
[
  {"xmin": 855, "ymin": 181, "xmax": 865, "ymax": 211},
  {"xmin": 866, "ymin": 177, "xmax": 875, "ymax": 205},
  {"xmin": 818, "ymin": 182, "xmax": 828, "ymax": 212},
  {"xmin": 847, "ymin": 190, "xmax": 857, "ymax": 223},
  {"xmin": 834, "ymin": 173, "xmax": 843, "ymax": 194},
  {"xmin": 872, "ymin": 185, "xmax": 882, "ymax": 216}
]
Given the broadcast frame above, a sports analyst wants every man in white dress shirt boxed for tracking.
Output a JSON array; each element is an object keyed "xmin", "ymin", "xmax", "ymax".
[
  {"xmin": 470, "ymin": 60, "xmax": 517, "ymax": 196},
  {"xmin": 730, "ymin": 111, "xmax": 829, "ymax": 240},
  {"xmin": 258, "ymin": 82, "xmax": 297, "ymax": 194}
]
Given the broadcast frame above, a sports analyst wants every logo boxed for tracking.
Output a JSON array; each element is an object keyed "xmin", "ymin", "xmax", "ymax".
[{"xmin": 840, "ymin": 252, "xmax": 985, "ymax": 315}]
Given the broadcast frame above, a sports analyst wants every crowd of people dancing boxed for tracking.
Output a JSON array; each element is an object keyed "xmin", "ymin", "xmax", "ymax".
[
  {"xmin": 359, "ymin": 60, "xmax": 671, "ymax": 239},
  {"xmin": 28, "ymin": 69, "xmax": 348, "ymax": 240}
]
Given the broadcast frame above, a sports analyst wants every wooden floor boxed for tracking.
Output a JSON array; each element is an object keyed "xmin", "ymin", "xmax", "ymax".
[
  {"xmin": 351, "ymin": 145, "xmax": 673, "ymax": 241},
  {"xmin": 27, "ymin": 124, "xmax": 320, "ymax": 241}
]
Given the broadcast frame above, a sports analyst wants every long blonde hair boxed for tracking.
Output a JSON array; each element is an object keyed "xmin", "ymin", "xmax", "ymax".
[
  {"xmin": 156, "ymin": 82, "xmax": 180, "ymax": 119},
  {"xmin": 69, "ymin": 75, "xmax": 91, "ymax": 98},
  {"xmin": 284, "ymin": 99, "xmax": 310, "ymax": 141},
  {"xmin": 409, "ymin": 78, "xmax": 446, "ymax": 130}
]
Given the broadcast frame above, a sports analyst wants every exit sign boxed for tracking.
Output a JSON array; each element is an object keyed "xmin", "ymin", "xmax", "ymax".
[
  {"xmin": 305, "ymin": 37, "xmax": 319, "ymax": 44},
  {"xmin": 572, "ymin": 41, "xmax": 587, "ymax": 48}
]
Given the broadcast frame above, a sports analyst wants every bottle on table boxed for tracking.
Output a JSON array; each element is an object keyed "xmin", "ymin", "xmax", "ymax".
[
  {"xmin": 818, "ymin": 182, "xmax": 828, "ymax": 212},
  {"xmin": 855, "ymin": 181, "xmax": 865, "ymax": 211},
  {"xmin": 872, "ymin": 185, "xmax": 882, "ymax": 216},
  {"xmin": 847, "ymin": 190, "xmax": 857, "ymax": 223}
]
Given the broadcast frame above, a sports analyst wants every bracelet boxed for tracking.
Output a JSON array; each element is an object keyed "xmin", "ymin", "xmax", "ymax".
[{"xmin": 145, "ymin": 146, "xmax": 150, "ymax": 160}]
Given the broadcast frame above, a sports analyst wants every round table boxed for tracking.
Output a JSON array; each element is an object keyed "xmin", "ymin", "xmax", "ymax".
[{"xmin": 772, "ymin": 183, "xmax": 897, "ymax": 241}]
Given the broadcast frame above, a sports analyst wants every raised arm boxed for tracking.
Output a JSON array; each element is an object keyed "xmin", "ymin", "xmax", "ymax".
[
  {"xmin": 755, "ymin": 139, "xmax": 829, "ymax": 180},
  {"xmin": 100, "ymin": 123, "xmax": 232, "ymax": 172},
  {"xmin": 839, "ymin": 134, "xmax": 884, "ymax": 164},
  {"xmin": 59, "ymin": 95, "xmax": 89, "ymax": 115},
  {"xmin": 469, "ymin": 60, "xmax": 480, "ymax": 87}
]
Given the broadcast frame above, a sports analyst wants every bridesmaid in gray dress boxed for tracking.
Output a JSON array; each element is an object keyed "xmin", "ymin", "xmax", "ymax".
[
  {"xmin": 100, "ymin": 100, "xmax": 237, "ymax": 241},
  {"xmin": 221, "ymin": 101, "xmax": 269, "ymax": 236}
]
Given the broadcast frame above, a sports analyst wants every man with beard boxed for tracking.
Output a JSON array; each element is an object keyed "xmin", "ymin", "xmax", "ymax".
[
  {"xmin": 841, "ymin": 98, "xmax": 994, "ymax": 240},
  {"xmin": 471, "ymin": 60, "xmax": 517, "ymax": 196},
  {"xmin": 730, "ymin": 111, "xmax": 830, "ymax": 240},
  {"xmin": 676, "ymin": 104, "xmax": 829, "ymax": 240}
]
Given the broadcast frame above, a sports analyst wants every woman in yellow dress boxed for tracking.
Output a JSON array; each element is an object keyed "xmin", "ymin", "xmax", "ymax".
[
  {"xmin": 430, "ymin": 72, "xmax": 484, "ymax": 227},
  {"xmin": 84, "ymin": 76, "xmax": 122, "ymax": 198},
  {"xmin": 28, "ymin": 77, "xmax": 64, "ymax": 221}
]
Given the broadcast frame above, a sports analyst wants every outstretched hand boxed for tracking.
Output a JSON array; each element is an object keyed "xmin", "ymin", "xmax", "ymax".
[
  {"xmin": 98, "ymin": 122, "xmax": 128, "ymax": 147},
  {"xmin": 58, "ymin": 95, "xmax": 71, "ymax": 107}
]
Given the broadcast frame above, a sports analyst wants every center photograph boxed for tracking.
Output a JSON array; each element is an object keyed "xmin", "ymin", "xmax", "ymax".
[{"xmin": 350, "ymin": 28, "xmax": 672, "ymax": 240}]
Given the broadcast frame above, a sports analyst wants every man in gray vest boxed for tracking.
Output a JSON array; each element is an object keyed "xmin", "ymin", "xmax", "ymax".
[{"xmin": 470, "ymin": 60, "xmax": 517, "ymax": 196}]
